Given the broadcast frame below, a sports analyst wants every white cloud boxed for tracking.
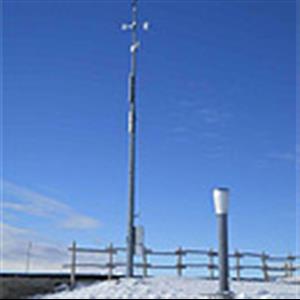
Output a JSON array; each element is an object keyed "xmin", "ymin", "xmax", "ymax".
[
  {"xmin": 169, "ymin": 100, "xmax": 232, "ymax": 142},
  {"xmin": 268, "ymin": 152, "xmax": 296, "ymax": 163},
  {"xmin": 0, "ymin": 181, "xmax": 104, "ymax": 271},
  {"xmin": 3, "ymin": 181, "xmax": 100, "ymax": 230},
  {"xmin": 297, "ymin": 144, "xmax": 300, "ymax": 167},
  {"xmin": 266, "ymin": 149, "xmax": 300, "ymax": 172},
  {"xmin": 60, "ymin": 214, "xmax": 100, "ymax": 230},
  {"xmin": 0, "ymin": 222, "xmax": 109, "ymax": 272},
  {"xmin": 198, "ymin": 108, "xmax": 232, "ymax": 125},
  {"xmin": 0, "ymin": 222, "xmax": 68, "ymax": 272}
]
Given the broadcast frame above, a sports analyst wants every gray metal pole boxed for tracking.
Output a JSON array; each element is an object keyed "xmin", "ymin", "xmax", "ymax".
[
  {"xmin": 126, "ymin": 0, "xmax": 138, "ymax": 278},
  {"xmin": 217, "ymin": 214, "xmax": 230, "ymax": 294},
  {"xmin": 123, "ymin": 0, "xmax": 149, "ymax": 278},
  {"xmin": 213, "ymin": 187, "xmax": 232, "ymax": 299},
  {"xmin": 25, "ymin": 241, "xmax": 32, "ymax": 273}
]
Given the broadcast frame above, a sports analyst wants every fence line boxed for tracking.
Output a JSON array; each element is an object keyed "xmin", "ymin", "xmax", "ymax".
[{"xmin": 64, "ymin": 242, "xmax": 300, "ymax": 287}]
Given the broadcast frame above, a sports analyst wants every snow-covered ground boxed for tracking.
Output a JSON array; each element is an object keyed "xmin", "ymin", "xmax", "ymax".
[{"xmin": 38, "ymin": 277, "xmax": 300, "ymax": 299}]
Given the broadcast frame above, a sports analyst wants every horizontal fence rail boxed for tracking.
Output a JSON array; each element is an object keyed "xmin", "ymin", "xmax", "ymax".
[{"xmin": 64, "ymin": 242, "xmax": 300, "ymax": 287}]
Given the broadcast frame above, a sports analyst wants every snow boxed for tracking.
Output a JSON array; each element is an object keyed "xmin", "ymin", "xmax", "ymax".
[{"xmin": 37, "ymin": 277, "xmax": 300, "ymax": 299}]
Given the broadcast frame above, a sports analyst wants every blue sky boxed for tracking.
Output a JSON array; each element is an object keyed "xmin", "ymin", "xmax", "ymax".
[{"xmin": 2, "ymin": 0, "xmax": 297, "ymax": 270}]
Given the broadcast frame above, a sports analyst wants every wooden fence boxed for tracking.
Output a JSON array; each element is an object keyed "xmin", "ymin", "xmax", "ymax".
[{"xmin": 64, "ymin": 242, "xmax": 300, "ymax": 287}]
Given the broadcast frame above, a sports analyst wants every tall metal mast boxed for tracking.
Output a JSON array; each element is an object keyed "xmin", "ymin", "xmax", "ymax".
[{"xmin": 122, "ymin": 0, "xmax": 149, "ymax": 277}]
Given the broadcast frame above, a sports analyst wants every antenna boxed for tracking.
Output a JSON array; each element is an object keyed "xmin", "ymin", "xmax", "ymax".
[
  {"xmin": 121, "ymin": 0, "xmax": 149, "ymax": 278},
  {"xmin": 25, "ymin": 241, "xmax": 32, "ymax": 273}
]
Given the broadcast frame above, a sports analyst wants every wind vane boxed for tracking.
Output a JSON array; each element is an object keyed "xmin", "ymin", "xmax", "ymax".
[{"xmin": 121, "ymin": 0, "xmax": 149, "ymax": 278}]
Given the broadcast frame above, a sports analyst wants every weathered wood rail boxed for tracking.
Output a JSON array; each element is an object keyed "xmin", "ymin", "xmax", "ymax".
[{"xmin": 64, "ymin": 242, "xmax": 300, "ymax": 287}]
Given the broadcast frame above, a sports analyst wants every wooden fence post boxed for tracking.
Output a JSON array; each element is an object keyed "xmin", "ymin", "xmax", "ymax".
[
  {"xmin": 261, "ymin": 252, "xmax": 269, "ymax": 282},
  {"xmin": 284, "ymin": 262, "xmax": 289, "ymax": 278},
  {"xmin": 176, "ymin": 247, "xmax": 183, "ymax": 277},
  {"xmin": 287, "ymin": 255, "xmax": 295, "ymax": 278},
  {"xmin": 108, "ymin": 243, "xmax": 114, "ymax": 280},
  {"xmin": 142, "ymin": 246, "xmax": 148, "ymax": 278},
  {"xmin": 70, "ymin": 241, "xmax": 77, "ymax": 289},
  {"xmin": 208, "ymin": 249, "xmax": 215, "ymax": 279},
  {"xmin": 235, "ymin": 250, "xmax": 242, "ymax": 281}
]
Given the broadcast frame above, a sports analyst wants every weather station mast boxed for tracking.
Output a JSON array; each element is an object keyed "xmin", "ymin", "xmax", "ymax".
[{"xmin": 121, "ymin": 0, "xmax": 149, "ymax": 277}]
